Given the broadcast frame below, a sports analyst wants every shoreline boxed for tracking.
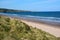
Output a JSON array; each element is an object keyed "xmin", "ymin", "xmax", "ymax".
[
  {"xmin": 20, "ymin": 18, "xmax": 60, "ymax": 37},
  {"xmin": 0, "ymin": 14, "xmax": 60, "ymax": 37},
  {"xmin": 19, "ymin": 17, "xmax": 60, "ymax": 28}
]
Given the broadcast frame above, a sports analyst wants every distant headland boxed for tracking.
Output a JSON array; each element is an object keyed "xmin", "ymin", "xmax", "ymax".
[
  {"xmin": 0, "ymin": 8, "xmax": 31, "ymax": 13},
  {"xmin": 0, "ymin": 8, "xmax": 60, "ymax": 13}
]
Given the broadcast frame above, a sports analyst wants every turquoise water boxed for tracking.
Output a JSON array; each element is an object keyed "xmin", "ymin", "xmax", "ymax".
[{"xmin": 0, "ymin": 12, "xmax": 60, "ymax": 23}]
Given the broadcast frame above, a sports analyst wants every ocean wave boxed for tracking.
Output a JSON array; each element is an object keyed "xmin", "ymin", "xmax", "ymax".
[
  {"xmin": 0, "ymin": 13, "xmax": 19, "ymax": 17},
  {"xmin": 18, "ymin": 15, "xmax": 60, "ymax": 23},
  {"xmin": 0, "ymin": 13, "xmax": 60, "ymax": 23}
]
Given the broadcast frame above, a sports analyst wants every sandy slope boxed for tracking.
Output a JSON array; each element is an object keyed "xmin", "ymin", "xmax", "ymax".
[{"xmin": 21, "ymin": 20, "xmax": 60, "ymax": 37}]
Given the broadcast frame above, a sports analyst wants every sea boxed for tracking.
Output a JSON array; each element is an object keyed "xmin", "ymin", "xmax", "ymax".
[{"xmin": 0, "ymin": 12, "xmax": 60, "ymax": 24}]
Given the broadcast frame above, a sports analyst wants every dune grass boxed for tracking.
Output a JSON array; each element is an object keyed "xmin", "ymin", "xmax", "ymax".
[{"xmin": 0, "ymin": 15, "xmax": 59, "ymax": 40}]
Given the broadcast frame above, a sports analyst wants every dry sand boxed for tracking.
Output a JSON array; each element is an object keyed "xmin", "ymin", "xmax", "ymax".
[
  {"xmin": 1, "ymin": 14, "xmax": 60, "ymax": 37},
  {"xmin": 21, "ymin": 20, "xmax": 60, "ymax": 37}
]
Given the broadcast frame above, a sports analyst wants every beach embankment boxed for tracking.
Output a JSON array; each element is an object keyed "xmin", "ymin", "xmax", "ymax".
[
  {"xmin": 21, "ymin": 19, "xmax": 60, "ymax": 37},
  {"xmin": 0, "ymin": 15, "xmax": 58, "ymax": 40},
  {"xmin": 0, "ymin": 14, "xmax": 60, "ymax": 37}
]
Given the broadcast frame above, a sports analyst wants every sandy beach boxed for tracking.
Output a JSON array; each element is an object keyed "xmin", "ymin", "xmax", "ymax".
[
  {"xmin": 21, "ymin": 19, "xmax": 60, "ymax": 37},
  {"xmin": 0, "ymin": 14, "xmax": 60, "ymax": 37}
]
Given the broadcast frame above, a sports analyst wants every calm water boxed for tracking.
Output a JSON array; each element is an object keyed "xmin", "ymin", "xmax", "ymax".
[{"xmin": 0, "ymin": 12, "xmax": 60, "ymax": 23}]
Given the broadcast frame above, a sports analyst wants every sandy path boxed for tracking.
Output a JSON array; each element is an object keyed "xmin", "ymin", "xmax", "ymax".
[{"xmin": 21, "ymin": 20, "xmax": 60, "ymax": 37}]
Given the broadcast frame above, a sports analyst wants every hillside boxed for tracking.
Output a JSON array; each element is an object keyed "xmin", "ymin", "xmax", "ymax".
[
  {"xmin": 0, "ymin": 8, "xmax": 31, "ymax": 13},
  {"xmin": 0, "ymin": 15, "xmax": 58, "ymax": 40}
]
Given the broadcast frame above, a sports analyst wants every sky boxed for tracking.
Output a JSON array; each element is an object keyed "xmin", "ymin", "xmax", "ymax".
[{"xmin": 0, "ymin": 0, "xmax": 60, "ymax": 11}]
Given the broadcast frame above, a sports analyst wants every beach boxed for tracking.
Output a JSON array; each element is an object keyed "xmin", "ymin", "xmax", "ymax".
[
  {"xmin": 0, "ymin": 14, "xmax": 60, "ymax": 37},
  {"xmin": 0, "ymin": 15, "xmax": 59, "ymax": 40},
  {"xmin": 21, "ymin": 19, "xmax": 60, "ymax": 37}
]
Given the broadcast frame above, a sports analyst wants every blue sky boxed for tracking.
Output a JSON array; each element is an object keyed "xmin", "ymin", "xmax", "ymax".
[{"xmin": 0, "ymin": 0, "xmax": 60, "ymax": 11}]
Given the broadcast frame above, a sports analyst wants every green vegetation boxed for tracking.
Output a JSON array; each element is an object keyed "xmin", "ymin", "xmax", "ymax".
[
  {"xmin": 57, "ymin": 37, "xmax": 60, "ymax": 40},
  {"xmin": 0, "ymin": 15, "xmax": 59, "ymax": 40},
  {"xmin": 0, "ymin": 8, "xmax": 31, "ymax": 13}
]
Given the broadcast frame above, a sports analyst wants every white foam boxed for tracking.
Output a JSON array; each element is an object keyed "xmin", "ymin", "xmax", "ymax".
[
  {"xmin": 0, "ymin": 13, "xmax": 60, "ymax": 23},
  {"xmin": 20, "ymin": 15, "xmax": 60, "ymax": 23}
]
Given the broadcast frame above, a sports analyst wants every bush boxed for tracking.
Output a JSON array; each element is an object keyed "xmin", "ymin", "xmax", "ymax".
[
  {"xmin": 1, "ymin": 24, "xmax": 11, "ymax": 32},
  {"xmin": 5, "ymin": 17, "xmax": 10, "ymax": 22},
  {"xmin": 0, "ymin": 33, "xmax": 4, "ymax": 40},
  {"xmin": 57, "ymin": 37, "xmax": 60, "ymax": 40}
]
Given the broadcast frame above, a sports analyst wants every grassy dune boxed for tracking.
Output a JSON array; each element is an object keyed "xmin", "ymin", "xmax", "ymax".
[{"xmin": 0, "ymin": 15, "xmax": 59, "ymax": 40}]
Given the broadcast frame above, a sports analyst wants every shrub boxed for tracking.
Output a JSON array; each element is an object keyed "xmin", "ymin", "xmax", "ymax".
[
  {"xmin": 5, "ymin": 17, "xmax": 10, "ymax": 22},
  {"xmin": 0, "ymin": 33, "xmax": 4, "ymax": 40},
  {"xmin": 1, "ymin": 24, "xmax": 11, "ymax": 32}
]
